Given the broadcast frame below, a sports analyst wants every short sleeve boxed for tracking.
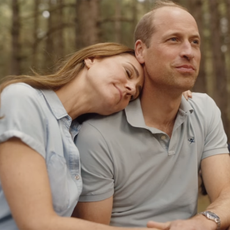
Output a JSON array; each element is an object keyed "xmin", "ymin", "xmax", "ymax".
[
  {"xmin": 200, "ymin": 94, "xmax": 228, "ymax": 159},
  {"xmin": 76, "ymin": 122, "xmax": 114, "ymax": 202},
  {"xmin": 0, "ymin": 83, "xmax": 47, "ymax": 157}
]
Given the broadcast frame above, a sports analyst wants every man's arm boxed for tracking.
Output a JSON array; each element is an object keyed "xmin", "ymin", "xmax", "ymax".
[
  {"xmin": 72, "ymin": 196, "xmax": 113, "ymax": 225},
  {"xmin": 147, "ymin": 153, "xmax": 230, "ymax": 230},
  {"xmin": 147, "ymin": 95, "xmax": 230, "ymax": 230},
  {"xmin": 200, "ymin": 153, "xmax": 230, "ymax": 229}
]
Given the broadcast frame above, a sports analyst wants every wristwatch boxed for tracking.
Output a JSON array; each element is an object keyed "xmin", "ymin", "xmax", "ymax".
[{"xmin": 199, "ymin": 211, "xmax": 221, "ymax": 230}]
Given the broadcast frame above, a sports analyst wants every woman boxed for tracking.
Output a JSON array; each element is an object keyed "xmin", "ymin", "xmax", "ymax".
[{"xmin": 0, "ymin": 42, "xmax": 155, "ymax": 230}]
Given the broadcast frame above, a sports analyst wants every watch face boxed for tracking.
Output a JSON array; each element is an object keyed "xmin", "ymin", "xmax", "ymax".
[
  {"xmin": 206, "ymin": 211, "xmax": 218, "ymax": 220},
  {"xmin": 203, "ymin": 211, "xmax": 220, "ymax": 226}
]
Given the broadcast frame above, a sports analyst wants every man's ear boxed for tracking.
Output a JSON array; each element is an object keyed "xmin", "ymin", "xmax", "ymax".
[
  {"xmin": 135, "ymin": 40, "xmax": 146, "ymax": 64},
  {"xmin": 84, "ymin": 58, "xmax": 95, "ymax": 69}
]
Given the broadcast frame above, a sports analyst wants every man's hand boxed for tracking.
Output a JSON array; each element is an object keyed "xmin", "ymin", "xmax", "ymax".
[{"xmin": 147, "ymin": 214, "xmax": 217, "ymax": 230}]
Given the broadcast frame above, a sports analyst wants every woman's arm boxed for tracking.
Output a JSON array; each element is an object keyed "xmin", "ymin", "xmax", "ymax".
[
  {"xmin": 0, "ymin": 138, "xmax": 156, "ymax": 230},
  {"xmin": 0, "ymin": 138, "xmax": 58, "ymax": 230}
]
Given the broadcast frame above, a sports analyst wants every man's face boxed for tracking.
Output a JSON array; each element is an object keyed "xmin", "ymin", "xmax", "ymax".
[{"xmin": 136, "ymin": 7, "xmax": 201, "ymax": 93}]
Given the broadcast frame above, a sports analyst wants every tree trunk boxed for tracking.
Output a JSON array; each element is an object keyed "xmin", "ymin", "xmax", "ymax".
[
  {"xmin": 75, "ymin": 0, "xmax": 100, "ymax": 49},
  {"xmin": 32, "ymin": 0, "xmax": 39, "ymax": 69},
  {"xmin": 10, "ymin": 0, "xmax": 21, "ymax": 75},
  {"xmin": 188, "ymin": 0, "xmax": 207, "ymax": 93},
  {"xmin": 56, "ymin": 0, "xmax": 64, "ymax": 59},
  {"xmin": 131, "ymin": 0, "xmax": 137, "ymax": 46},
  {"xmin": 114, "ymin": 0, "xmax": 121, "ymax": 43},
  {"xmin": 44, "ymin": 0, "xmax": 54, "ymax": 72},
  {"xmin": 209, "ymin": 0, "xmax": 229, "ymax": 137}
]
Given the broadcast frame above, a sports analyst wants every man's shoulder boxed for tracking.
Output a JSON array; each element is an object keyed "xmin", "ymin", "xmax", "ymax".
[
  {"xmin": 188, "ymin": 92, "xmax": 217, "ymax": 110},
  {"xmin": 77, "ymin": 111, "xmax": 129, "ymax": 148},
  {"xmin": 82, "ymin": 110, "xmax": 126, "ymax": 128},
  {"xmin": 190, "ymin": 92, "xmax": 214, "ymax": 102},
  {"xmin": 187, "ymin": 93, "xmax": 221, "ymax": 129}
]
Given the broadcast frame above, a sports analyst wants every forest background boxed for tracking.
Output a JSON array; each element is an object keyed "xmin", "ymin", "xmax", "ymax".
[{"xmin": 1, "ymin": 0, "xmax": 230, "ymax": 212}]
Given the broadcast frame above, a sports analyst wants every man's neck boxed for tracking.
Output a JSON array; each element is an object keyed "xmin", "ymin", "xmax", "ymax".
[{"xmin": 140, "ymin": 86, "xmax": 182, "ymax": 137}]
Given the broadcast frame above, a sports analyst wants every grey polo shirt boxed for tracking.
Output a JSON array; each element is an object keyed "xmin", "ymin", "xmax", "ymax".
[
  {"xmin": 76, "ymin": 93, "xmax": 228, "ymax": 227},
  {"xmin": 0, "ymin": 83, "xmax": 82, "ymax": 230}
]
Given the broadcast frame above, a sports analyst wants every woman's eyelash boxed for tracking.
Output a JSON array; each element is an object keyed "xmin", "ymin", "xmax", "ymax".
[{"xmin": 126, "ymin": 69, "xmax": 131, "ymax": 78}]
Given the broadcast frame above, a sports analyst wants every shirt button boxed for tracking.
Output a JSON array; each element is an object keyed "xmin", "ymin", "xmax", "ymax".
[
  {"xmin": 75, "ymin": 175, "xmax": 80, "ymax": 180},
  {"xmin": 161, "ymin": 135, "xmax": 166, "ymax": 140}
]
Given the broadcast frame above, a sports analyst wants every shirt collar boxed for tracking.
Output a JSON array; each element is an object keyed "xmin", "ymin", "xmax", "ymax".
[
  {"xmin": 125, "ymin": 96, "xmax": 194, "ymax": 129},
  {"xmin": 179, "ymin": 95, "xmax": 194, "ymax": 115},
  {"xmin": 40, "ymin": 89, "xmax": 68, "ymax": 120}
]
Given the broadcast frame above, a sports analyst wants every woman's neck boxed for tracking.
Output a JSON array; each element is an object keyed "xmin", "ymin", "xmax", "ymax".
[{"xmin": 55, "ymin": 71, "xmax": 96, "ymax": 120}]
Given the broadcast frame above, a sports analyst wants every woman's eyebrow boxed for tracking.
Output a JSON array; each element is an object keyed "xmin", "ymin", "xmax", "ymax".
[{"xmin": 128, "ymin": 62, "xmax": 139, "ymax": 77}]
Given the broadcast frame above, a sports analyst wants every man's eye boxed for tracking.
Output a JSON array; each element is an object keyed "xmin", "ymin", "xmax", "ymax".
[
  {"xmin": 170, "ymin": 37, "xmax": 178, "ymax": 42},
  {"xmin": 192, "ymin": 39, "xmax": 200, "ymax": 45}
]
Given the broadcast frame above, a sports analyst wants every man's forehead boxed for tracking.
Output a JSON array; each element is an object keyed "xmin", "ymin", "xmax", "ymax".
[
  {"xmin": 152, "ymin": 7, "xmax": 198, "ymax": 33},
  {"xmin": 153, "ymin": 6, "xmax": 194, "ymax": 23}
]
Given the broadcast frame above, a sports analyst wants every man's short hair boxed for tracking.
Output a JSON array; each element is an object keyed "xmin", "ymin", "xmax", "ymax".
[{"xmin": 134, "ymin": 0, "xmax": 188, "ymax": 47}]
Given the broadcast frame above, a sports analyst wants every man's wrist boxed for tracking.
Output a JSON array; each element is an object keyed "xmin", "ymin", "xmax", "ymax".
[{"xmin": 198, "ymin": 211, "xmax": 221, "ymax": 230}]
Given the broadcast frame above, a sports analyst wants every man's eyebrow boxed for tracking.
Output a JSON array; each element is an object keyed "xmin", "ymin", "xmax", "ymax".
[
  {"xmin": 164, "ymin": 31, "xmax": 200, "ymax": 39},
  {"xmin": 128, "ymin": 62, "xmax": 139, "ymax": 77}
]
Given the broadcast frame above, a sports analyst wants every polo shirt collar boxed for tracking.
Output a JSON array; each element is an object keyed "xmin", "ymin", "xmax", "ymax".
[
  {"xmin": 179, "ymin": 95, "xmax": 194, "ymax": 115},
  {"xmin": 125, "ymin": 96, "xmax": 193, "ymax": 130},
  {"xmin": 125, "ymin": 98, "xmax": 145, "ymax": 128},
  {"xmin": 40, "ymin": 89, "xmax": 68, "ymax": 120}
]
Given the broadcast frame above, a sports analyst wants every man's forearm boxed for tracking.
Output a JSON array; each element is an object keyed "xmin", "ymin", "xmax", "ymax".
[{"xmin": 201, "ymin": 186, "xmax": 230, "ymax": 229}]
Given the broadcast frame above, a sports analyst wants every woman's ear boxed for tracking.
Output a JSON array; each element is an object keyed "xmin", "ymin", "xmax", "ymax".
[
  {"xmin": 135, "ymin": 40, "xmax": 146, "ymax": 64},
  {"xmin": 84, "ymin": 58, "xmax": 94, "ymax": 69}
]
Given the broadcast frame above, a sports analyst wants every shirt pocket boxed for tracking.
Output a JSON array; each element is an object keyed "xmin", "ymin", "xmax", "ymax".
[{"xmin": 47, "ymin": 152, "xmax": 70, "ymax": 214}]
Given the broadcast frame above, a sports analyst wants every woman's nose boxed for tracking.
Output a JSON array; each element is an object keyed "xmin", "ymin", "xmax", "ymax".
[{"xmin": 126, "ymin": 81, "xmax": 136, "ymax": 95}]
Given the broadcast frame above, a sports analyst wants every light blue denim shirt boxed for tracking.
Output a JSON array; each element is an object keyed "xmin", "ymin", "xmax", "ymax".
[{"xmin": 0, "ymin": 83, "xmax": 82, "ymax": 230}]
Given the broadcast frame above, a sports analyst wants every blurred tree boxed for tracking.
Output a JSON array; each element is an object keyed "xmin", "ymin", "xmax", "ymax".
[
  {"xmin": 10, "ymin": 0, "xmax": 21, "ymax": 75},
  {"xmin": 56, "ymin": 0, "xmax": 64, "ymax": 59},
  {"xmin": 131, "ymin": 0, "xmax": 138, "ymax": 45},
  {"xmin": 188, "ymin": 0, "xmax": 207, "ymax": 93},
  {"xmin": 1, "ymin": 0, "xmax": 230, "ymax": 138},
  {"xmin": 75, "ymin": 0, "xmax": 100, "ymax": 49},
  {"xmin": 32, "ymin": 0, "xmax": 39, "ymax": 68},
  {"xmin": 44, "ymin": 0, "xmax": 54, "ymax": 71},
  {"xmin": 227, "ymin": 0, "xmax": 230, "ymax": 58},
  {"xmin": 115, "ymin": 0, "xmax": 121, "ymax": 43},
  {"xmin": 209, "ymin": 0, "xmax": 229, "ymax": 136}
]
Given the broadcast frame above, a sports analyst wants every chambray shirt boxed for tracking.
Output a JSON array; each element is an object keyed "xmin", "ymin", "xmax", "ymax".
[{"xmin": 0, "ymin": 83, "xmax": 82, "ymax": 230}]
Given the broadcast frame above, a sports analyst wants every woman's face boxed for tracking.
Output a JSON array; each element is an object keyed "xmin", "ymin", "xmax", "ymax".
[{"xmin": 85, "ymin": 54, "xmax": 144, "ymax": 115}]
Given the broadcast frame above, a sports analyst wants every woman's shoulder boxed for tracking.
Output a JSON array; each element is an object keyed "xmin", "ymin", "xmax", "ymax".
[
  {"xmin": 1, "ymin": 83, "xmax": 46, "ymax": 119},
  {"xmin": 2, "ymin": 83, "xmax": 40, "ymax": 98},
  {"xmin": 1, "ymin": 83, "xmax": 44, "ymax": 109}
]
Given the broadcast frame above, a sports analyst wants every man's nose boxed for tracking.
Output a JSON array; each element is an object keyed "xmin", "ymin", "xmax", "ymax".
[{"xmin": 180, "ymin": 41, "xmax": 195, "ymax": 60}]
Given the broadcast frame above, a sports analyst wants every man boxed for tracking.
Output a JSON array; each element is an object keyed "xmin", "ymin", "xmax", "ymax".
[{"xmin": 73, "ymin": 1, "xmax": 230, "ymax": 229}]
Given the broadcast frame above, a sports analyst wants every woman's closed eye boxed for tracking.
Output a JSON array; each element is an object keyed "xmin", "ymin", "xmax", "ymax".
[{"xmin": 126, "ymin": 69, "xmax": 132, "ymax": 78}]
